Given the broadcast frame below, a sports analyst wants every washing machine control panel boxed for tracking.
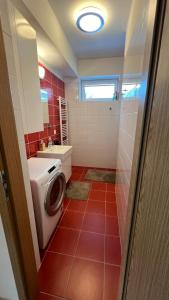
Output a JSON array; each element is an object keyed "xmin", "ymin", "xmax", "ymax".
[{"xmin": 48, "ymin": 165, "xmax": 56, "ymax": 174}]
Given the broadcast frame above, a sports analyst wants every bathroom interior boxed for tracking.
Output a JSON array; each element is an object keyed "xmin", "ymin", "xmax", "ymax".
[{"xmin": 0, "ymin": 0, "xmax": 157, "ymax": 299}]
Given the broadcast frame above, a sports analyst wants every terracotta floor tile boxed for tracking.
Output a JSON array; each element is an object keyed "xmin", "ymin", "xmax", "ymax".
[
  {"xmin": 106, "ymin": 192, "xmax": 116, "ymax": 202},
  {"xmin": 71, "ymin": 173, "xmax": 84, "ymax": 180},
  {"xmin": 86, "ymin": 201, "xmax": 105, "ymax": 215},
  {"xmin": 37, "ymin": 292, "xmax": 64, "ymax": 300},
  {"xmin": 72, "ymin": 168, "xmax": 84, "ymax": 175},
  {"xmin": 67, "ymin": 200, "xmax": 87, "ymax": 212},
  {"xmin": 48, "ymin": 228, "xmax": 79, "ymax": 255},
  {"xmin": 104, "ymin": 265, "xmax": 120, "ymax": 300},
  {"xmin": 82, "ymin": 213, "xmax": 105, "ymax": 234},
  {"xmin": 89, "ymin": 190, "xmax": 106, "ymax": 202},
  {"xmin": 76, "ymin": 232, "xmax": 104, "ymax": 262},
  {"xmin": 72, "ymin": 166, "xmax": 84, "ymax": 172},
  {"xmin": 39, "ymin": 168, "xmax": 122, "ymax": 300},
  {"xmin": 66, "ymin": 258, "xmax": 104, "ymax": 300},
  {"xmin": 39, "ymin": 252, "xmax": 74, "ymax": 297},
  {"xmin": 105, "ymin": 236, "xmax": 121, "ymax": 265},
  {"xmin": 59, "ymin": 211, "xmax": 83, "ymax": 229},
  {"xmin": 80, "ymin": 178, "xmax": 91, "ymax": 183},
  {"xmin": 70, "ymin": 173, "xmax": 82, "ymax": 180},
  {"xmin": 106, "ymin": 216, "xmax": 119, "ymax": 236},
  {"xmin": 63, "ymin": 198, "xmax": 70, "ymax": 211},
  {"xmin": 92, "ymin": 182, "xmax": 107, "ymax": 191},
  {"xmin": 106, "ymin": 202, "xmax": 117, "ymax": 217},
  {"xmin": 107, "ymin": 183, "xmax": 116, "ymax": 192}
]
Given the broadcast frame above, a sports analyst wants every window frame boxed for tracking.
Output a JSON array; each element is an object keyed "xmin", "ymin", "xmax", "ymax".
[
  {"xmin": 80, "ymin": 78, "xmax": 119, "ymax": 102},
  {"xmin": 121, "ymin": 79, "xmax": 141, "ymax": 100}
]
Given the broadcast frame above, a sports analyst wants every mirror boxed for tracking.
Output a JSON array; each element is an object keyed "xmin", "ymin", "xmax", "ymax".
[{"xmin": 40, "ymin": 89, "xmax": 49, "ymax": 124}]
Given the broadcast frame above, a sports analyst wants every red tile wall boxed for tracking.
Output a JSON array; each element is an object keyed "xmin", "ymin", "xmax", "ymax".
[{"xmin": 24, "ymin": 63, "xmax": 65, "ymax": 158}]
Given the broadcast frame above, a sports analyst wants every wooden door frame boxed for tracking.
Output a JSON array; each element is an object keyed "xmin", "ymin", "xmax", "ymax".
[{"xmin": 0, "ymin": 20, "xmax": 38, "ymax": 299}]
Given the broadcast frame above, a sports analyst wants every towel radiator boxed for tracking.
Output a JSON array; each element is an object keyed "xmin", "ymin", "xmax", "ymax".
[{"xmin": 58, "ymin": 96, "xmax": 69, "ymax": 145}]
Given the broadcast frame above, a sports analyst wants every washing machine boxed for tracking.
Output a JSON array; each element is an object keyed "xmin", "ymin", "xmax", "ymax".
[
  {"xmin": 37, "ymin": 145, "xmax": 72, "ymax": 183},
  {"xmin": 28, "ymin": 157, "xmax": 66, "ymax": 249}
]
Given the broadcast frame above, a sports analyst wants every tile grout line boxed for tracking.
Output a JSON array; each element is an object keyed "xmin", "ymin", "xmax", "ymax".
[
  {"xmin": 103, "ymin": 183, "xmax": 108, "ymax": 300},
  {"xmin": 103, "ymin": 215, "xmax": 106, "ymax": 300},
  {"xmin": 40, "ymin": 168, "xmax": 121, "ymax": 299},
  {"xmin": 46, "ymin": 250, "xmax": 121, "ymax": 268},
  {"xmin": 72, "ymin": 167, "xmax": 90, "ymax": 256},
  {"xmin": 114, "ymin": 190, "xmax": 123, "ymax": 262},
  {"xmin": 41, "ymin": 193, "xmax": 119, "ymax": 263},
  {"xmin": 63, "ymin": 167, "xmax": 89, "ymax": 297},
  {"xmin": 66, "ymin": 199, "xmax": 117, "ymax": 216},
  {"xmin": 58, "ymin": 225, "xmax": 120, "ymax": 238},
  {"xmin": 40, "ymin": 195, "xmax": 70, "ymax": 266},
  {"xmin": 39, "ymin": 291, "xmax": 68, "ymax": 299},
  {"xmin": 41, "ymin": 171, "xmax": 84, "ymax": 296}
]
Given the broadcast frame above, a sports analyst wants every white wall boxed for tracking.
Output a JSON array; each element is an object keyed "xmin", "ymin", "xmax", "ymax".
[
  {"xmin": 0, "ymin": 217, "xmax": 19, "ymax": 300},
  {"xmin": 0, "ymin": 0, "xmax": 40, "ymax": 269},
  {"xmin": 65, "ymin": 78, "xmax": 120, "ymax": 169},
  {"xmin": 116, "ymin": 99, "xmax": 139, "ymax": 251},
  {"xmin": 11, "ymin": 0, "xmax": 78, "ymax": 76},
  {"xmin": 78, "ymin": 57, "xmax": 124, "ymax": 77},
  {"xmin": 10, "ymin": 6, "xmax": 43, "ymax": 134},
  {"xmin": 115, "ymin": 0, "xmax": 151, "ymax": 252}
]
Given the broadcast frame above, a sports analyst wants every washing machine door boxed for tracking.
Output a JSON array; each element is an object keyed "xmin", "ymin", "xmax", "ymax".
[{"xmin": 45, "ymin": 172, "xmax": 66, "ymax": 216}]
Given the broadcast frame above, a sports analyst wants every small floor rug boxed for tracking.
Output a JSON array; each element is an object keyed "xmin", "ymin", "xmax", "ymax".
[
  {"xmin": 66, "ymin": 181, "xmax": 91, "ymax": 200},
  {"xmin": 85, "ymin": 169, "xmax": 116, "ymax": 183}
]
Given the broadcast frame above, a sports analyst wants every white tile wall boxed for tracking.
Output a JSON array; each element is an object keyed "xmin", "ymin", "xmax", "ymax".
[
  {"xmin": 0, "ymin": 0, "xmax": 40, "ymax": 270},
  {"xmin": 116, "ymin": 99, "xmax": 139, "ymax": 253},
  {"xmin": 65, "ymin": 78, "xmax": 120, "ymax": 169},
  {"xmin": 115, "ymin": 0, "xmax": 149, "ymax": 253}
]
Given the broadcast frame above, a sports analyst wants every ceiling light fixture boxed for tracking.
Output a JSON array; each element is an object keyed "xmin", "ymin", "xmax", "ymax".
[
  {"xmin": 76, "ymin": 7, "xmax": 105, "ymax": 33},
  {"xmin": 38, "ymin": 65, "xmax": 45, "ymax": 80},
  {"xmin": 16, "ymin": 22, "xmax": 36, "ymax": 39}
]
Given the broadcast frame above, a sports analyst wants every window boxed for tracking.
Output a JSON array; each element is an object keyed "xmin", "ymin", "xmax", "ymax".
[
  {"xmin": 80, "ymin": 79, "xmax": 118, "ymax": 101},
  {"xmin": 121, "ymin": 83, "xmax": 141, "ymax": 99},
  {"xmin": 40, "ymin": 89, "xmax": 48, "ymax": 103}
]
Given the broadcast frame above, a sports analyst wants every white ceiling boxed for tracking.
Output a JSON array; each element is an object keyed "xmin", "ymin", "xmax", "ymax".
[{"xmin": 48, "ymin": 0, "xmax": 132, "ymax": 59}]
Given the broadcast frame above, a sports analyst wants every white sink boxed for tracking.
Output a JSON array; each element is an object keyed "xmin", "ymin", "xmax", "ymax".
[
  {"xmin": 37, "ymin": 145, "xmax": 72, "ymax": 159},
  {"xmin": 37, "ymin": 145, "xmax": 72, "ymax": 182}
]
